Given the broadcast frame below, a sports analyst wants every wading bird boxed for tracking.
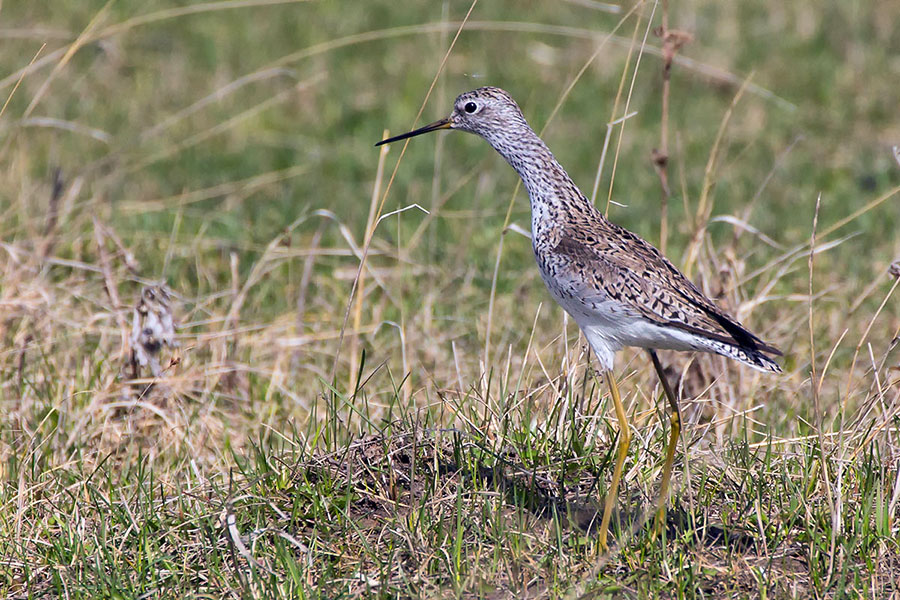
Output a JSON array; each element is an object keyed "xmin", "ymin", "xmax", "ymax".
[{"xmin": 376, "ymin": 86, "xmax": 781, "ymax": 549}]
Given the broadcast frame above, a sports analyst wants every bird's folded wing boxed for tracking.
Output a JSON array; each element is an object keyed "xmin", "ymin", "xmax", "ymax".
[{"xmin": 551, "ymin": 224, "xmax": 781, "ymax": 356}]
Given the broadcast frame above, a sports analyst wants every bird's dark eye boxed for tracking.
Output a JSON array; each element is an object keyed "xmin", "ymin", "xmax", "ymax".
[{"xmin": 464, "ymin": 101, "xmax": 478, "ymax": 114}]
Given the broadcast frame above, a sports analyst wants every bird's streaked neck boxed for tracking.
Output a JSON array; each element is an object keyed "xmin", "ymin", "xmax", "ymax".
[{"xmin": 478, "ymin": 124, "xmax": 596, "ymax": 231}]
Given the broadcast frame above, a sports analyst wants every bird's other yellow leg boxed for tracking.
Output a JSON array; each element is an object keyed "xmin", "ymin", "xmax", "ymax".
[
  {"xmin": 648, "ymin": 350, "xmax": 681, "ymax": 539},
  {"xmin": 598, "ymin": 370, "xmax": 631, "ymax": 551}
]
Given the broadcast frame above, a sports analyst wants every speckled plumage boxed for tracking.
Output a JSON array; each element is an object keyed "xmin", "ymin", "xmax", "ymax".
[{"xmin": 379, "ymin": 86, "xmax": 781, "ymax": 373}]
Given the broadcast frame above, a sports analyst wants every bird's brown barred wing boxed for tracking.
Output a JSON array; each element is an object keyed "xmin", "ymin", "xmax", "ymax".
[{"xmin": 551, "ymin": 220, "xmax": 781, "ymax": 357}]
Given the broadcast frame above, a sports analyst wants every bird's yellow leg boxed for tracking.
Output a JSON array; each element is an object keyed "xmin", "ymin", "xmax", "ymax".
[
  {"xmin": 598, "ymin": 370, "xmax": 631, "ymax": 551},
  {"xmin": 648, "ymin": 350, "xmax": 681, "ymax": 539}
]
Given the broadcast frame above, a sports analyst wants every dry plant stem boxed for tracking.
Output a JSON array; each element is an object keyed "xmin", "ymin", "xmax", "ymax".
[
  {"xmin": 0, "ymin": 3, "xmax": 109, "ymax": 164},
  {"xmin": 406, "ymin": 162, "xmax": 481, "ymax": 250},
  {"xmin": 737, "ymin": 186, "xmax": 899, "ymax": 293},
  {"xmin": 22, "ymin": 2, "xmax": 111, "ymax": 121},
  {"xmin": 654, "ymin": 0, "xmax": 670, "ymax": 255},
  {"xmin": 330, "ymin": 0, "xmax": 478, "ymax": 384},
  {"xmin": 819, "ymin": 186, "xmax": 899, "ymax": 243},
  {"xmin": 428, "ymin": 2, "xmax": 451, "ymax": 258},
  {"xmin": 162, "ymin": 207, "xmax": 183, "ymax": 281},
  {"xmin": 293, "ymin": 222, "xmax": 325, "ymax": 366},
  {"xmin": 225, "ymin": 251, "xmax": 240, "ymax": 362},
  {"xmin": 605, "ymin": 1, "xmax": 659, "ymax": 216},
  {"xmin": 15, "ymin": 335, "xmax": 32, "ymax": 392},
  {"xmin": 348, "ymin": 136, "xmax": 389, "ymax": 394},
  {"xmin": 93, "ymin": 216, "xmax": 128, "ymax": 363},
  {"xmin": 807, "ymin": 195, "xmax": 837, "ymax": 582},
  {"xmin": 140, "ymin": 66, "xmax": 297, "ymax": 141},
  {"xmin": 592, "ymin": 14, "xmax": 641, "ymax": 206},
  {"xmin": 682, "ymin": 74, "xmax": 752, "ymax": 278},
  {"xmin": 483, "ymin": 227, "xmax": 513, "ymax": 382},
  {"xmin": 114, "ymin": 165, "xmax": 309, "ymax": 215},
  {"xmin": 99, "ymin": 219, "xmax": 140, "ymax": 273},
  {"xmin": 0, "ymin": 44, "xmax": 45, "ymax": 120},
  {"xmin": 846, "ymin": 275, "xmax": 900, "ymax": 461},
  {"xmin": 842, "ymin": 258, "xmax": 900, "ymax": 413},
  {"xmin": 733, "ymin": 135, "xmax": 801, "ymax": 247},
  {"xmin": 651, "ymin": 0, "xmax": 691, "ymax": 255},
  {"xmin": 395, "ymin": 209, "xmax": 412, "ymax": 404},
  {"xmin": 539, "ymin": 1, "xmax": 645, "ymax": 133}
]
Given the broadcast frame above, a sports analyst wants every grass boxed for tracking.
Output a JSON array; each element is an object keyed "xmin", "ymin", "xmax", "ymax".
[{"xmin": 1, "ymin": 0, "xmax": 900, "ymax": 598}]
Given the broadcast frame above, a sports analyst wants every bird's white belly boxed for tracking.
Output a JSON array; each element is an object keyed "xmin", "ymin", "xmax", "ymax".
[{"xmin": 537, "ymin": 261, "xmax": 702, "ymax": 370}]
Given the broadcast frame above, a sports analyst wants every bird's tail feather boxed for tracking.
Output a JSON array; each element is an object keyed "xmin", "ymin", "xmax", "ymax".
[{"xmin": 704, "ymin": 338, "xmax": 782, "ymax": 373}]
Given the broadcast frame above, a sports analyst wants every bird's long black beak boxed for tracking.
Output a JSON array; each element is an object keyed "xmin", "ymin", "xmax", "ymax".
[{"xmin": 375, "ymin": 118, "xmax": 452, "ymax": 146}]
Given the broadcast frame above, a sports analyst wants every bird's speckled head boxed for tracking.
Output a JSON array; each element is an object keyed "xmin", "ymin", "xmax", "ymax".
[
  {"xmin": 446, "ymin": 87, "xmax": 528, "ymax": 139},
  {"xmin": 375, "ymin": 86, "xmax": 531, "ymax": 148}
]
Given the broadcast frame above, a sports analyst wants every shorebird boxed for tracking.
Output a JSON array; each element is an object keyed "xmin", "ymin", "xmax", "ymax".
[{"xmin": 376, "ymin": 86, "xmax": 781, "ymax": 549}]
